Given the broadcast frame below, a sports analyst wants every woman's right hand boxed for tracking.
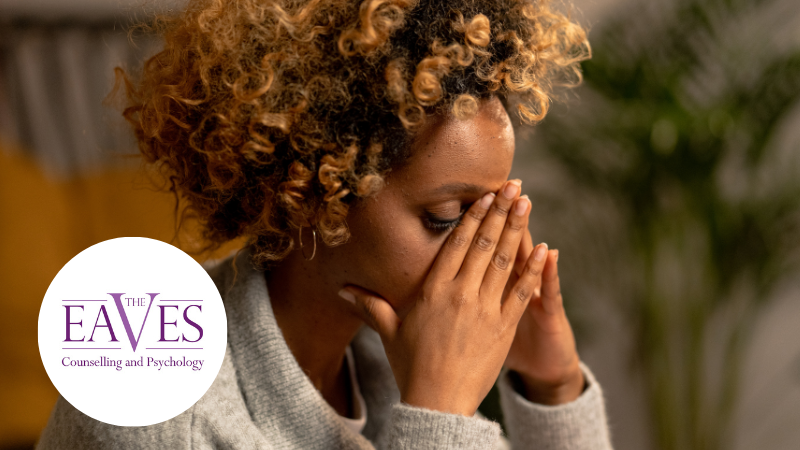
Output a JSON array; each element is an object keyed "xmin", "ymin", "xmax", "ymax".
[{"xmin": 339, "ymin": 180, "xmax": 549, "ymax": 416}]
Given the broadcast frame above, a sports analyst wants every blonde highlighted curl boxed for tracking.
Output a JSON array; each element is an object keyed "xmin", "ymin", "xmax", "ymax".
[{"xmin": 116, "ymin": 0, "xmax": 590, "ymax": 268}]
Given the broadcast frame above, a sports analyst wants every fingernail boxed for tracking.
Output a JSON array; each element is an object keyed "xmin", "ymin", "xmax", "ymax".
[
  {"xmin": 338, "ymin": 289, "xmax": 355, "ymax": 304},
  {"xmin": 503, "ymin": 181, "xmax": 520, "ymax": 199},
  {"xmin": 514, "ymin": 197, "xmax": 529, "ymax": 216},
  {"xmin": 510, "ymin": 179, "xmax": 522, "ymax": 186},
  {"xmin": 479, "ymin": 192, "xmax": 495, "ymax": 209},
  {"xmin": 534, "ymin": 243, "xmax": 548, "ymax": 261},
  {"xmin": 553, "ymin": 249, "xmax": 559, "ymax": 262}
]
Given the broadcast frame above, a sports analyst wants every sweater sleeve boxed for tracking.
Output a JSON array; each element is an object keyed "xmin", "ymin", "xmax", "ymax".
[
  {"xmin": 385, "ymin": 403, "xmax": 502, "ymax": 450},
  {"xmin": 497, "ymin": 362, "xmax": 613, "ymax": 450}
]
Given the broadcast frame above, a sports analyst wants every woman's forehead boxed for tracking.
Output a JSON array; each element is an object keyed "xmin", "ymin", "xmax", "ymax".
[{"xmin": 390, "ymin": 99, "xmax": 515, "ymax": 196}]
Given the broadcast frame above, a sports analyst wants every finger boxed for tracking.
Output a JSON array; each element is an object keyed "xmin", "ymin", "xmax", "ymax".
[
  {"xmin": 501, "ymin": 242, "xmax": 549, "ymax": 321},
  {"xmin": 480, "ymin": 195, "xmax": 530, "ymax": 299},
  {"xmin": 514, "ymin": 226, "xmax": 534, "ymax": 278},
  {"xmin": 541, "ymin": 249, "xmax": 563, "ymax": 315},
  {"xmin": 458, "ymin": 180, "xmax": 521, "ymax": 287},
  {"xmin": 427, "ymin": 191, "xmax": 495, "ymax": 281},
  {"xmin": 338, "ymin": 286, "xmax": 401, "ymax": 341}
]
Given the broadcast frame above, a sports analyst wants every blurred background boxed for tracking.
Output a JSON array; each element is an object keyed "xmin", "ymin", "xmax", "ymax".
[{"xmin": 0, "ymin": 0, "xmax": 798, "ymax": 449}]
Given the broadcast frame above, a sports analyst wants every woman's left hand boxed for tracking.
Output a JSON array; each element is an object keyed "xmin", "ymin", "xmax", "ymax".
[{"xmin": 502, "ymin": 228, "xmax": 586, "ymax": 405}]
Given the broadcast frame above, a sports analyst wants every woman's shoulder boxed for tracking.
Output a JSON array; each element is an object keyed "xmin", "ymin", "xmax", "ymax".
[
  {"xmin": 37, "ymin": 395, "xmax": 194, "ymax": 450},
  {"xmin": 201, "ymin": 249, "xmax": 244, "ymax": 292},
  {"xmin": 36, "ymin": 348, "xmax": 267, "ymax": 450},
  {"xmin": 200, "ymin": 247, "xmax": 267, "ymax": 305}
]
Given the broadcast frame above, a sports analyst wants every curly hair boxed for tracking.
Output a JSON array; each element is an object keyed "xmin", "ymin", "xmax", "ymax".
[{"xmin": 116, "ymin": 0, "xmax": 590, "ymax": 268}]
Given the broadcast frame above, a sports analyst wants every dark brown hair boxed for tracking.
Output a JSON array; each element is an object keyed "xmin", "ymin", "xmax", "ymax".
[{"xmin": 116, "ymin": 0, "xmax": 590, "ymax": 267}]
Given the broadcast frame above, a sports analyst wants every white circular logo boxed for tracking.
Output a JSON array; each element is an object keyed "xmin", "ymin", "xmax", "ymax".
[{"xmin": 38, "ymin": 237, "xmax": 227, "ymax": 426}]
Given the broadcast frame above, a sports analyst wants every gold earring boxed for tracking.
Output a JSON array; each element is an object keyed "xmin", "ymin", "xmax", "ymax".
[{"xmin": 298, "ymin": 226, "xmax": 317, "ymax": 261}]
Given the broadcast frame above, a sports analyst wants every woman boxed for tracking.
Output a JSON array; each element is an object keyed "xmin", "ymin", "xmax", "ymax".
[{"xmin": 39, "ymin": 0, "xmax": 612, "ymax": 448}]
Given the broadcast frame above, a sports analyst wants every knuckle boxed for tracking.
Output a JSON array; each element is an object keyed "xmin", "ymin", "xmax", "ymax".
[
  {"xmin": 449, "ymin": 292, "xmax": 469, "ymax": 309},
  {"xmin": 420, "ymin": 285, "xmax": 438, "ymax": 303},
  {"xmin": 448, "ymin": 232, "xmax": 469, "ymax": 249},
  {"xmin": 466, "ymin": 208, "xmax": 485, "ymax": 222},
  {"xmin": 507, "ymin": 220, "xmax": 525, "ymax": 232},
  {"xmin": 473, "ymin": 233, "xmax": 494, "ymax": 251},
  {"xmin": 514, "ymin": 286, "xmax": 530, "ymax": 303},
  {"xmin": 492, "ymin": 203, "xmax": 511, "ymax": 217},
  {"xmin": 492, "ymin": 251, "xmax": 511, "ymax": 270},
  {"xmin": 526, "ymin": 264, "xmax": 542, "ymax": 278}
]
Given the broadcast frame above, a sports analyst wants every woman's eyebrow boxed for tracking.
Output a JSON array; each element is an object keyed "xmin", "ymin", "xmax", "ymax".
[{"xmin": 429, "ymin": 182, "xmax": 487, "ymax": 196}]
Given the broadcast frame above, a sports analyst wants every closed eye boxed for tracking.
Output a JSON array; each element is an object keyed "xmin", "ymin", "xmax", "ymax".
[{"xmin": 422, "ymin": 209, "xmax": 467, "ymax": 234}]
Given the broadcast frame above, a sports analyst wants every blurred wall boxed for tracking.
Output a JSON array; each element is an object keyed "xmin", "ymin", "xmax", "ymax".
[
  {"xmin": 0, "ymin": 5, "xmax": 238, "ymax": 446},
  {"xmin": 515, "ymin": 1, "xmax": 800, "ymax": 450},
  {"xmin": 0, "ymin": 0, "xmax": 183, "ymax": 21},
  {"xmin": 0, "ymin": 145, "xmax": 242, "ymax": 448}
]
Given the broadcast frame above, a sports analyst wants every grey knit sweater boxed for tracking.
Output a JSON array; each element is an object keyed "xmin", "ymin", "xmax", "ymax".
[{"xmin": 38, "ymin": 249, "xmax": 613, "ymax": 449}]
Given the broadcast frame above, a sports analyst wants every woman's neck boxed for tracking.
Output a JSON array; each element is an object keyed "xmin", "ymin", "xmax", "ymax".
[{"xmin": 264, "ymin": 251, "xmax": 364, "ymax": 417}]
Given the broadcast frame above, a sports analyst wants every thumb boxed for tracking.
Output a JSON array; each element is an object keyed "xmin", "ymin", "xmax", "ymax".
[{"xmin": 338, "ymin": 285, "xmax": 400, "ymax": 341}]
